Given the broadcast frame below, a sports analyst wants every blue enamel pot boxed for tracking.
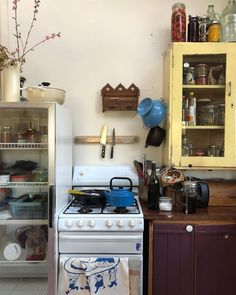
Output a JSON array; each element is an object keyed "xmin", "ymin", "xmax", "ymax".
[{"xmin": 137, "ymin": 98, "xmax": 167, "ymax": 128}]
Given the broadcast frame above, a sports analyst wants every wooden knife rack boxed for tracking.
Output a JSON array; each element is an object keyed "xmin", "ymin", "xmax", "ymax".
[{"xmin": 74, "ymin": 136, "xmax": 139, "ymax": 144}]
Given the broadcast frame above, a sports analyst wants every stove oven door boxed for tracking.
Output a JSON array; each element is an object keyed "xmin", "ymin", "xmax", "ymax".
[
  {"xmin": 58, "ymin": 254, "xmax": 142, "ymax": 295},
  {"xmin": 58, "ymin": 231, "xmax": 143, "ymax": 295}
]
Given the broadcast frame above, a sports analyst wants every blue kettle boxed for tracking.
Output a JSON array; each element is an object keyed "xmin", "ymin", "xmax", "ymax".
[
  {"xmin": 105, "ymin": 177, "xmax": 134, "ymax": 207},
  {"xmin": 137, "ymin": 97, "xmax": 167, "ymax": 128}
]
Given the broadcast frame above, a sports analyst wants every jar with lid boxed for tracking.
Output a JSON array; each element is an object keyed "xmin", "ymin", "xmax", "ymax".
[
  {"xmin": 199, "ymin": 16, "xmax": 209, "ymax": 42},
  {"xmin": 208, "ymin": 21, "xmax": 221, "ymax": 42},
  {"xmin": 181, "ymin": 181, "xmax": 197, "ymax": 214},
  {"xmin": 171, "ymin": 3, "xmax": 186, "ymax": 42},
  {"xmin": 159, "ymin": 197, "xmax": 172, "ymax": 211},
  {"xmin": 1, "ymin": 126, "xmax": 13, "ymax": 143},
  {"xmin": 188, "ymin": 15, "xmax": 199, "ymax": 42},
  {"xmin": 208, "ymin": 145, "xmax": 220, "ymax": 157},
  {"xmin": 221, "ymin": 0, "xmax": 236, "ymax": 42},
  {"xmin": 182, "ymin": 136, "xmax": 192, "ymax": 156},
  {"xmin": 196, "ymin": 98, "xmax": 211, "ymax": 125}
]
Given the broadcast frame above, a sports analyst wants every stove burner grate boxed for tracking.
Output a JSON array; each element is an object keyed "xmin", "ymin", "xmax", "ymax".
[
  {"xmin": 78, "ymin": 206, "xmax": 93, "ymax": 214},
  {"xmin": 114, "ymin": 207, "xmax": 129, "ymax": 214}
]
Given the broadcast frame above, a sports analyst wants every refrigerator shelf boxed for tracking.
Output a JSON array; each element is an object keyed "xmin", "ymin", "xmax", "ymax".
[
  {"xmin": 0, "ymin": 143, "xmax": 48, "ymax": 150},
  {"xmin": 0, "ymin": 219, "xmax": 48, "ymax": 225},
  {"xmin": 0, "ymin": 182, "xmax": 48, "ymax": 188}
]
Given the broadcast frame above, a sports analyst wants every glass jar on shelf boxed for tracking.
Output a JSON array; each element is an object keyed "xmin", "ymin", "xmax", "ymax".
[
  {"xmin": 188, "ymin": 15, "xmax": 199, "ymax": 42},
  {"xmin": 196, "ymin": 98, "xmax": 211, "ymax": 125},
  {"xmin": 182, "ymin": 136, "xmax": 193, "ymax": 156},
  {"xmin": 1, "ymin": 126, "xmax": 13, "ymax": 143},
  {"xmin": 208, "ymin": 21, "xmax": 221, "ymax": 42},
  {"xmin": 171, "ymin": 3, "xmax": 186, "ymax": 42},
  {"xmin": 217, "ymin": 103, "xmax": 225, "ymax": 126}
]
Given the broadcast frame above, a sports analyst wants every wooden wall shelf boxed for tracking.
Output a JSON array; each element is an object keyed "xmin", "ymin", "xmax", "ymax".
[{"xmin": 74, "ymin": 136, "xmax": 139, "ymax": 144}]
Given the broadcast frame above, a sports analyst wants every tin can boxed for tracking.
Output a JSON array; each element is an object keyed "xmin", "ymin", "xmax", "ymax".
[
  {"xmin": 185, "ymin": 67, "xmax": 195, "ymax": 84},
  {"xmin": 208, "ymin": 21, "xmax": 221, "ymax": 42}
]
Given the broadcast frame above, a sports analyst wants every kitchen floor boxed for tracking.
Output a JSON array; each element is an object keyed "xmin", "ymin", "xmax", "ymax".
[{"xmin": 0, "ymin": 278, "xmax": 47, "ymax": 295}]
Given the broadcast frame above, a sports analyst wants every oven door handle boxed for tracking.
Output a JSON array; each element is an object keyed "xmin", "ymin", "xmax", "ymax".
[{"xmin": 59, "ymin": 234, "xmax": 142, "ymax": 240}]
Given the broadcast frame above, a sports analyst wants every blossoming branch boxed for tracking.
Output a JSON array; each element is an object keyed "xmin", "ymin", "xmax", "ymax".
[{"xmin": 0, "ymin": 0, "xmax": 61, "ymax": 71}]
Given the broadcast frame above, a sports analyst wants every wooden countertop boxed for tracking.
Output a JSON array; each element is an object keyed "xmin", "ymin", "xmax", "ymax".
[{"xmin": 141, "ymin": 200, "xmax": 236, "ymax": 223}]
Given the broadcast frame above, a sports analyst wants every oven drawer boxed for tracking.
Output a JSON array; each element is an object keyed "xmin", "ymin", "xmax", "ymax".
[
  {"xmin": 59, "ymin": 254, "xmax": 142, "ymax": 295},
  {"xmin": 59, "ymin": 231, "xmax": 143, "ymax": 254}
]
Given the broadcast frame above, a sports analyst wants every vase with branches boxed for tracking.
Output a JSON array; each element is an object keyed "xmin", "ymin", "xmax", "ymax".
[{"xmin": 0, "ymin": 0, "xmax": 61, "ymax": 72}]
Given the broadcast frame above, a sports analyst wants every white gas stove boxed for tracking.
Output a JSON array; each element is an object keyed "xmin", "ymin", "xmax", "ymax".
[
  {"xmin": 58, "ymin": 166, "xmax": 144, "ymax": 232},
  {"xmin": 57, "ymin": 166, "xmax": 144, "ymax": 295}
]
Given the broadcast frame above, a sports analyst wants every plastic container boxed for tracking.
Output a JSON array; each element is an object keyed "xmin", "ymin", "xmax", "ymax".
[
  {"xmin": 2, "ymin": 240, "xmax": 22, "ymax": 261},
  {"xmin": 9, "ymin": 193, "xmax": 47, "ymax": 219},
  {"xmin": 221, "ymin": 0, "xmax": 236, "ymax": 42},
  {"xmin": 25, "ymin": 228, "xmax": 47, "ymax": 261},
  {"xmin": 171, "ymin": 3, "xmax": 186, "ymax": 42},
  {"xmin": 159, "ymin": 197, "xmax": 173, "ymax": 211}
]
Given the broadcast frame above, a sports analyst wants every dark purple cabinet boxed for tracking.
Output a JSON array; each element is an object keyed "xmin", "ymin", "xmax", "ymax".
[
  {"xmin": 195, "ymin": 224, "xmax": 236, "ymax": 295},
  {"xmin": 152, "ymin": 223, "xmax": 236, "ymax": 295},
  {"xmin": 153, "ymin": 224, "xmax": 194, "ymax": 295}
]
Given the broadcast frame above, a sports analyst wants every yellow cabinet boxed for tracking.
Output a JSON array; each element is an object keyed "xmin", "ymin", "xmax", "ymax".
[{"xmin": 163, "ymin": 42, "xmax": 236, "ymax": 169}]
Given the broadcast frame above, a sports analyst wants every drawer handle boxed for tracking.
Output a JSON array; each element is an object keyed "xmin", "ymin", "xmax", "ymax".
[{"xmin": 186, "ymin": 225, "xmax": 193, "ymax": 232}]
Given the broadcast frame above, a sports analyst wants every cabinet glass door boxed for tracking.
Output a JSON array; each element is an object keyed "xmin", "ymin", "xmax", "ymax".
[{"xmin": 171, "ymin": 43, "xmax": 236, "ymax": 168}]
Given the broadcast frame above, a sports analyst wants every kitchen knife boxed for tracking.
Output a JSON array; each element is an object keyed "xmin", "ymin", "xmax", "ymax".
[
  {"xmin": 100, "ymin": 124, "xmax": 107, "ymax": 158},
  {"xmin": 110, "ymin": 128, "xmax": 116, "ymax": 159}
]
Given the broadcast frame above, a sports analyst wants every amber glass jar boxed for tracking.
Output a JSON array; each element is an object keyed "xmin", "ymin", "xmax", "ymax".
[
  {"xmin": 171, "ymin": 3, "xmax": 186, "ymax": 42},
  {"xmin": 208, "ymin": 21, "xmax": 221, "ymax": 41}
]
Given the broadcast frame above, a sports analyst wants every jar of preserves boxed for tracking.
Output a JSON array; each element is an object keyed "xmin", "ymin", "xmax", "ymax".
[
  {"xmin": 196, "ymin": 75, "xmax": 208, "ymax": 85},
  {"xmin": 208, "ymin": 21, "xmax": 221, "ymax": 41},
  {"xmin": 171, "ymin": 3, "xmax": 186, "ymax": 42},
  {"xmin": 188, "ymin": 15, "xmax": 199, "ymax": 42}
]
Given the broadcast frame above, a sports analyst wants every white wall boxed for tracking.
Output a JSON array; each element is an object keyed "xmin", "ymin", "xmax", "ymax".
[{"xmin": 0, "ymin": 0, "xmax": 227, "ymax": 171}]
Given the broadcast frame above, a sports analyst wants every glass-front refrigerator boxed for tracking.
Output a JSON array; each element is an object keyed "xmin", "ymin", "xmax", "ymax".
[{"xmin": 0, "ymin": 102, "xmax": 72, "ymax": 294}]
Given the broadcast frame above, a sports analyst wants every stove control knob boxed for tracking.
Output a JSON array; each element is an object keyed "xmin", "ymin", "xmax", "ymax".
[
  {"xmin": 106, "ymin": 220, "xmax": 113, "ymax": 228},
  {"xmin": 129, "ymin": 220, "xmax": 136, "ymax": 228},
  {"xmin": 117, "ymin": 220, "xmax": 124, "ymax": 228},
  {"xmin": 65, "ymin": 220, "xmax": 73, "ymax": 228},
  {"xmin": 89, "ymin": 220, "xmax": 96, "ymax": 228},
  {"xmin": 77, "ymin": 220, "xmax": 84, "ymax": 228}
]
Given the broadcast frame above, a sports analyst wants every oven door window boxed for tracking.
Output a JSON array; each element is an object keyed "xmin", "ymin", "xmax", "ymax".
[{"xmin": 58, "ymin": 254, "xmax": 142, "ymax": 295}]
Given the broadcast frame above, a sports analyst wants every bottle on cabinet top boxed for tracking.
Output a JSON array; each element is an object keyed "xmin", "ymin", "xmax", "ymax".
[
  {"xmin": 188, "ymin": 15, "xmax": 199, "ymax": 42},
  {"xmin": 147, "ymin": 161, "xmax": 161, "ymax": 210},
  {"xmin": 171, "ymin": 3, "xmax": 186, "ymax": 42}
]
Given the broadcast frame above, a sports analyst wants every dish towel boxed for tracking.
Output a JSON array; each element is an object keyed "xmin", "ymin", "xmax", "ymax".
[{"xmin": 58, "ymin": 257, "xmax": 129, "ymax": 295}]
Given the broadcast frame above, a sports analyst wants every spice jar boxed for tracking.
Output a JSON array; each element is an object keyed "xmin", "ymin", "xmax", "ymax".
[
  {"xmin": 159, "ymin": 197, "xmax": 173, "ymax": 211},
  {"xmin": 208, "ymin": 21, "xmax": 221, "ymax": 42},
  {"xmin": 188, "ymin": 15, "xmax": 199, "ymax": 42},
  {"xmin": 171, "ymin": 3, "xmax": 186, "ymax": 42}
]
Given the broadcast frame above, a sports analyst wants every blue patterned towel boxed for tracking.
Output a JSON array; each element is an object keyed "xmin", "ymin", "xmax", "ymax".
[{"xmin": 58, "ymin": 257, "xmax": 129, "ymax": 295}]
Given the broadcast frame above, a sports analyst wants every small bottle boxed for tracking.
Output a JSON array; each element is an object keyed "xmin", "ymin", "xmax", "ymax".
[
  {"xmin": 188, "ymin": 15, "xmax": 199, "ymax": 42},
  {"xmin": 147, "ymin": 161, "xmax": 160, "ymax": 209},
  {"xmin": 171, "ymin": 3, "xmax": 186, "ymax": 42},
  {"xmin": 182, "ymin": 136, "xmax": 192, "ymax": 156},
  {"xmin": 207, "ymin": 4, "xmax": 220, "ymax": 23},
  {"xmin": 186, "ymin": 92, "xmax": 196, "ymax": 125}
]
